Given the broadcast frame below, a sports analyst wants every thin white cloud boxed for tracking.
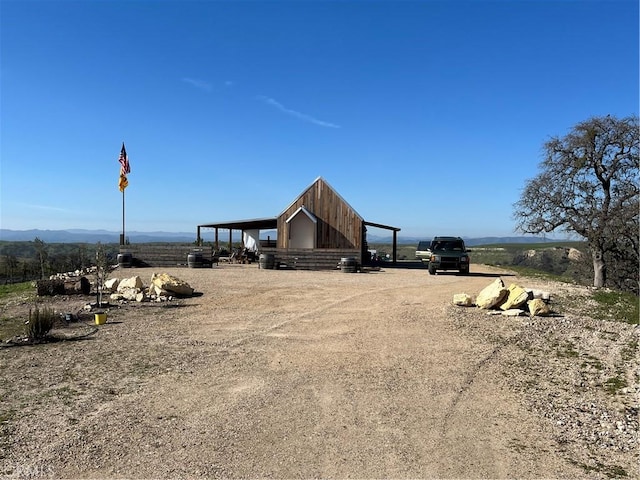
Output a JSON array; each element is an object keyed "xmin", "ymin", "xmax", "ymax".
[
  {"xmin": 17, "ymin": 203, "xmax": 70, "ymax": 212},
  {"xmin": 182, "ymin": 77, "xmax": 213, "ymax": 92},
  {"xmin": 258, "ymin": 96, "xmax": 340, "ymax": 129}
]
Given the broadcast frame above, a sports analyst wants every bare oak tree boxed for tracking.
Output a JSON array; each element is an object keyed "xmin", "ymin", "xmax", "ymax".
[
  {"xmin": 33, "ymin": 237, "xmax": 48, "ymax": 280},
  {"xmin": 514, "ymin": 115, "xmax": 639, "ymax": 288}
]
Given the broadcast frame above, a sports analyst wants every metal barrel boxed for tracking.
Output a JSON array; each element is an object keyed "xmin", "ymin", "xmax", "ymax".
[
  {"xmin": 340, "ymin": 257, "xmax": 357, "ymax": 273},
  {"xmin": 259, "ymin": 253, "xmax": 275, "ymax": 269},
  {"xmin": 117, "ymin": 252, "xmax": 133, "ymax": 268},
  {"xmin": 187, "ymin": 252, "xmax": 203, "ymax": 268}
]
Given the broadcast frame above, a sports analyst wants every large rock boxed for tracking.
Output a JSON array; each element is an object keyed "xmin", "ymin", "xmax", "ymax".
[
  {"xmin": 528, "ymin": 298, "xmax": 551, "ymax": 317},
  {"xmin": 453, "ymin": 293, "xmax": 474, "ymax": 306},
  {"xmin": 149, "ymin": 284, "xmax": 170, "ymax": 297},
  {"xmin": 117, "ymin": 276, "xmax": 144, "ymax": 292},
  {"xmin": 499, "ymin": 284, "xmax": 530, "ymax": 310},
  {"xmin": 476, "ymin": 278, "xmax": 508, "ymax": 309},
  {"xmin": 568, "ymin": 247, "xmax": 583, "ymax": 262},
  {"xmin": 151, "ymin": 273, "xmax": 194, "ymax": 296},
  {"xmin": 111, "ymin": 288, "xmax": 138, "ymax": 301},
  {"xmin": 527, "ymin": 289, "xmax": 551, "ymax": 301},
  {"xmin": 104, "ymin": 278, "xmax": 120, "ymax": 293}
]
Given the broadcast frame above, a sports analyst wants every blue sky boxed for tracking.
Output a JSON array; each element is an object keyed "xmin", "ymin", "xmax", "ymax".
[{"xmin": 1, "ymin": 0, "xmax": 638, "ymax": 240}]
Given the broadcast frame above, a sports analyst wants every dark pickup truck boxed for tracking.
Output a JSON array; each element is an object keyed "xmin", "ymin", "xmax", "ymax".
[{"xmin": 418, "ymin": 236, "xmax": 470, "ymax": 275}]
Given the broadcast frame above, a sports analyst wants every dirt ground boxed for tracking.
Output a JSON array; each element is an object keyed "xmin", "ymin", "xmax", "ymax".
[{"xmin": 1, "ymin": 263, "xmax": 638, "ymax": 479}]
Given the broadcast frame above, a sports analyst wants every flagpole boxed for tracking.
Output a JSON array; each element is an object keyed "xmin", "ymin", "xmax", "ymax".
[
  {"xmin": 121, "ymin": 189, "xmax": 125, "ymax": 246},
  {"xmin": 118, "ymin": 142, "xmax": 129, "ymax": 247}
]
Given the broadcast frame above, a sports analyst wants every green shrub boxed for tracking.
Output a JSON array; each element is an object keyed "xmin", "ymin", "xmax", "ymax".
[
  {"xmin": 603, "ymin": 375, "xmax": 628, "ymax": 395},
  {"xmin": 25, "ymin": 305, "xmax": 55, "ymax": 342},
  {"xmin": 592, "ymin": 290, "xmax": 639, "ymax": 325}
]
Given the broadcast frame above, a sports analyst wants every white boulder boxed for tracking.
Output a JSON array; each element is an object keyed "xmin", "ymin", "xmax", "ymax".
[
  {"xmin": 476, "ymin": 278, "xmax": 508, "ymax": 309},
  {"xmin": 118, "ymin": 276, "xmax": 144, "ymax": 292},
  {"xmin": 528, "ymin": 298, "xmax": 551, "ymax": 317},
  {"xmin": 527, "ymin": 289, "xmax": 551, "ymax": 301},
  {"xmin": 104, "ymin": 278, "xmax": 120, "ymax": 293},
  {"xmin": 499, "ymin": 284, "xmax": 530, "ymax": 311},
  {"xmin": 151, "ymin": 273, "xmax": 194, "ymax": 296},
  {"xmin": 453, "ymin": 293, "xmax": 474, "ymax": 306}
]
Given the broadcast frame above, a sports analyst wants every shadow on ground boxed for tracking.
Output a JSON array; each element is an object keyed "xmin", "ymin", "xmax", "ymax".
[{"xmin": 380, "ymin": 261, "xmax": 515, "ymax": 277}]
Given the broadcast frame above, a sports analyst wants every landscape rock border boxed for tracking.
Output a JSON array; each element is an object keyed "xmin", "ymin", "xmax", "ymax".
[{"xmin": 454, "ymin": 276, "xmax": 553, "ymax": 317}]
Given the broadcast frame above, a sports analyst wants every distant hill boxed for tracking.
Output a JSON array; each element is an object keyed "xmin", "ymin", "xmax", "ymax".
[
  {"xmin": 368, "ymin": 235, "xmax": 567, "ymax": 246},
  {"xmin": 0, "ymin": 229, "xmax": 197, "ymax": 243},
  {"xmin": 1, "ymin": 229, "xmax": 566, "ymax": 245},
  {"xmin": 464, "ymin": 236, "xmax": 567, "ymax": 246}
]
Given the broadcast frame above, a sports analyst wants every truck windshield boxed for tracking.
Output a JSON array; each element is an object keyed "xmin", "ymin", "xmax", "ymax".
[{"xmin": 434, "ymin": 241, "xmax": 464, "ymax": 251}]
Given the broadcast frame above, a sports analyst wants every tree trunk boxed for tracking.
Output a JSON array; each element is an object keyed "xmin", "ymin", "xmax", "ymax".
[
  {"xmin": 35, "ymin": 279, "xmax": 65, "ymax": 296},
  {"xmin": 592, "ymin": 248, "xmax": 606, "ymax": 288},
  {"xmin": 36, "ymin": 277, "xmax": 91, "ymax": 296},
  {"xmin": 63, "ymin": 276, "xmax": 91, "ymax": 295}
]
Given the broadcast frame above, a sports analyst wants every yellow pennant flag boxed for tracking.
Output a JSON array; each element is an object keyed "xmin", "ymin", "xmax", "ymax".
[{"xmin": 118, "ymin": 174, "xmax": 129, "ymax": 192}]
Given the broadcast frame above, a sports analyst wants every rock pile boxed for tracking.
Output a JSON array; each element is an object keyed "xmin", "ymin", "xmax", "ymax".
[
  {"xmin": 454, "ymin": 277, "xmax": 552, "ymax": 316},
  {"xmin": 105, "ymin": 273, "xmax": 195, "ymax": 303},
  {"xmin": 48, "ymin": 266, "xmax": 110, "ymax": 281}
]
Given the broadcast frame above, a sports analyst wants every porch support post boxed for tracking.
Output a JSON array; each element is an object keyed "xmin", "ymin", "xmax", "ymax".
[{"xmin": 392, "ymin": 230, "xmax": 398, "ymax": 264}]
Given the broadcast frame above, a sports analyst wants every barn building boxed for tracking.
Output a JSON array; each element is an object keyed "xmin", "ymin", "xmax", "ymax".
[{"xmin": 196, "ymin": 177, "xmax": 401, "ymax": 269}]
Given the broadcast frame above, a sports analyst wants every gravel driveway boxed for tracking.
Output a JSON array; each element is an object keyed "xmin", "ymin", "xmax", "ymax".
[{"xmin": 1, "ymin": 263, "xmax": 637, "ymax": 478}]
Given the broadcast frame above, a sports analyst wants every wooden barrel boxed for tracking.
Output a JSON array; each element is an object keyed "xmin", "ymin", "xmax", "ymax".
[
  {"xmin": 340, "ymin": 257, "xmax": 357, "ymax": 273},
  {"xmin": 117, "ymin": 252, "xmax": 133, "ymax": 268},
  {"xmin": 259, "ymin": 253, "xmax": 275, "ymax": 269},
  {"xmin": 187, "ymin": 252, "xmax": 203, "ymax": 268}
]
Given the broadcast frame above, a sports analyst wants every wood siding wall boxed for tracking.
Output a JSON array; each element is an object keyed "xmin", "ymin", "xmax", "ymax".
[{"xmin": 277, "ymin": 178, "xmax": 363, "ymax": 249}]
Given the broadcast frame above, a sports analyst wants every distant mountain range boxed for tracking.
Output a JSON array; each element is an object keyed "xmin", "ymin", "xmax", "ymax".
[
  {"xmin": 368, "ymin": 235, "xmax": 567, "ymax": 246},
  {"xmin": 367, "ymin": 235, "xmax": 567, "ymax": 246},
  {"xmin": 0, "ymin": 228, "xmax": 563, "ymax": 245},
  {"xmin": 0, "ymin": 229, "xmax": 198, "ymax": 244}
]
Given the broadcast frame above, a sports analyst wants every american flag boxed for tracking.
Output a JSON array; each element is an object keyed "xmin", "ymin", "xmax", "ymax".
[
  {"xmin": 119, "ymin": 143, "xmax": 130, "ymax": 175},
  {"xmin": 118, "ymin": 143, "xmax": 130, "ymax": 192}
]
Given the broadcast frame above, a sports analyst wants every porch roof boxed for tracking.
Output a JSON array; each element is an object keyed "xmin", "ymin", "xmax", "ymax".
[{"xmin": 197, "ymin": 217, "xmax": 278, "ymax": 231}]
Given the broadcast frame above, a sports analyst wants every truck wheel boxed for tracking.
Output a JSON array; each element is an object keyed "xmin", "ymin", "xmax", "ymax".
[
  {"xmin": 460, "ymin": 267, "xmax": 469, "ymax": 275},
  {"xmin": 428, "ymin": 265, "xmax": 436, "ymax": 275}
]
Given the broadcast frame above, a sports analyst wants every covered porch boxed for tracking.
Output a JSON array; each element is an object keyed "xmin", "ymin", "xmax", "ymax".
[{"xmin": 196, "ymin": 217, "xmax": 278, "ymax": 252}]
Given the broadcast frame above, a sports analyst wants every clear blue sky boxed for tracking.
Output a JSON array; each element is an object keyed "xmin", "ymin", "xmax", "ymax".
[{"xmin": 1, "ymin": 0, "xmax": 638, "ymax": 239}]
